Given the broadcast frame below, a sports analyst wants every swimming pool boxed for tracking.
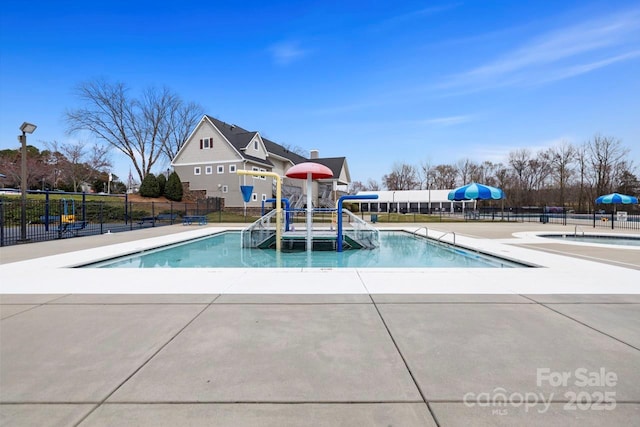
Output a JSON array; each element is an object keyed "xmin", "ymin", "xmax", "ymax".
[
  {"xmin": 541, "ymin": 234, "xmax": 640, "ymax": 247},
  {"xmin": 84, "ymin": 231, "xmax": 525, "ymax": 269}
]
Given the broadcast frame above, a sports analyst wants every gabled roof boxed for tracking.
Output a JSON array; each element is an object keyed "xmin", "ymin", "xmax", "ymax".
[
  {"xmin": 200, "ymin": 116, "xmax": 349, "ymax": 183},
  {"xmin": 262, "ymin": 137, "xmax": 307, "ymax": 165},
  {"xmin": 311, "ymin": 157, "xmax": 349, "ymax": 183},
  {"xmin": 206, "ymin": 116, "xmax": 273, "ymax": 167}
]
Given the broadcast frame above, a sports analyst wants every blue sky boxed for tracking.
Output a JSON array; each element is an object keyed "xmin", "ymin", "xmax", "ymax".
[{"xmin": 1, "ymin": 0, "xmax": 639, "ymax": 185}]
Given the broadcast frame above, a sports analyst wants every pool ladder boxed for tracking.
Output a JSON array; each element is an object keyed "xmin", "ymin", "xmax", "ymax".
[
  {"xmin": 412, "ymin": 227, "xmax": 457, "ymax": 247},
  {"xmin": 412, "ymin": 227, "xmax": 429, "ymax": 237},
  {"xmin": 574, "ymin": 225, "xmax": 585, "ymax": 237},
  {"xmin": 436, "ymin": 231, "xmax": 456, "ymax": 246}
]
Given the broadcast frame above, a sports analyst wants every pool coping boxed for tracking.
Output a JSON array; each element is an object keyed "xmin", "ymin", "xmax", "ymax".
[
  {"xmin": 1, "ymin": 225, "xmax": 638, "ymax": 294},
  {"xmin": 513, "ymin": 230, "xmax": 640, "ymax": 250}
]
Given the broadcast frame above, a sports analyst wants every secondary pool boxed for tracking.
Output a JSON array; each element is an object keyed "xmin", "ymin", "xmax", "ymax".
[
  {"xmin": 541, "ymin": 234, "xmax": 640, "ymax": 247},
  {"xmin": 84, "ymin": 231, "xmax": 526, "ymax": 269}
]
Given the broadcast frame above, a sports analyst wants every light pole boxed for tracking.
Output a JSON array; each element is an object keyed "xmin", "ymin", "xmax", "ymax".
[
  {"xmin": 392, "ymin": 191, "xmax": 396, "ymax": 214},
  {"xmin": 18, "ymin": 122, "xmax": 37, "ymax": 242}
]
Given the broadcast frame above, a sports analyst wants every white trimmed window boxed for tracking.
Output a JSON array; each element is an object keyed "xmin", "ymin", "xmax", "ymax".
[
  {"xmin": 229, "ymin": 164, "xmax": 236, "ymax": 173},
  {"xmin": 261, "ymin": 194, "xmax": 267, "ymax": 201},
  {"xmin": 254, "ymin": 140, "xmax": 258, "ymax": 150},
  {"xmin": 252, "ymin": 166, "xmax": 259, "ymax": 179},
  {"xmin": 194, "ymin": 166, "xmax": 201, "ymax": 175},
  {"xmin": 205, "ymin": 166, "xmax": 213, "ymax": 175},
  {"xmin": 222, "ymin": 185, "xmax": 228, "ymax": 193},
  {"xmin": 252, "ymin": 193, "xmax": 257, "ymax": 201},
  {"xmin": 259, "ymin": 168, "xmax": 266, "ymax": 180},
  {"xmin": 200, "ymin": 138, "xmax": 212, "ymax": 149},
  {"xmin": 217, "ymin": 165, "xmax": 224, "ymax": 174}
]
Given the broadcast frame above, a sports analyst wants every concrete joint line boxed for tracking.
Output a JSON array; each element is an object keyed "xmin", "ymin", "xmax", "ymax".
[
  {"xmin": 521, "ymin": 295, "xmax": 640, "ymax": 352},
  {"xmin": 366, "ymin": 289, "xmax": 441, "ymax": 427},
  {"xmin": 72, "ymin": 295, "xmax": 222, "ymax": 426}
]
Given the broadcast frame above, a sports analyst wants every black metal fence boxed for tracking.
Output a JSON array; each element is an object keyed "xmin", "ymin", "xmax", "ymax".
[
  {"xmin": 2, "ymin": 195, "xmax": 638, "ymax": 247},
  {"xmin": 475, "ymin": 207, "xmax": 640, "ymax": 231},
  {"xmin": 357, "ymin": 206, "xmax": 639, "ymax": 230},
  {"xmin": 0, "ymin": 194, "xmax": 223, "ymax": 247}
]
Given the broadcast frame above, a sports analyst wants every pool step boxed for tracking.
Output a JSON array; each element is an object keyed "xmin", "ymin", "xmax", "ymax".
[{"xmin": 254, "ymin": 231, "xmax": 364, "ymax": 251}]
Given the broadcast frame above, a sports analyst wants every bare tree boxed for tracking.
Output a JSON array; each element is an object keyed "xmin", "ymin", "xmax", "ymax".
[
  {"xmin": 349, "ymin": 181, "xmax": 367, "ymax": 194},
  {"xmin": 419, "ymin": 160, "xmax": 434, "ymax": 190},
  {"xmin": 66, "ymin": 79, "xmax": 203, "ymax": 182},
  {"xmin": 547, "ymin": 141, "xmax": 575, "ymax": 206},
  {"xmin": 493, "ymin": 164, "xmax": 510, "ymax": 194},
  {"xmin": 431, "ymin": 164, "xmax": 458, "ymax": 189},
  {"xmin": 575, "ymin": 144, "xmax": 589, "ymax": 211},
  {"xmin": 383, "ymin": 163, "xmax": 420, "ymax": 190},
  {"xmin": 162, "ymin": 101, "xmax": 205, "ymax": 160},
  {"xmin": 617, "ymin": 169, "xmax": 640, "ymax": 195},
  {"xmin": 507, "ymin": 148, "xmax": 553, "ymax": 206},
  {"xmin": 45, "ymin": 140, "xmax": 111, "ymax": 192},
  {"xmin": 366, "ymin": 178, "xmax": 381, "ymax": 191},
  {"xmin": 457, "ymin": 158, "xmax": 476, "ymax": 184},
  {"xmin": 586, "ymin": 134, "xmax": 630, "ymax": 197},
  {"xmin": 0, "ymin": 146, "xmax": 50, "ymax": 190}
]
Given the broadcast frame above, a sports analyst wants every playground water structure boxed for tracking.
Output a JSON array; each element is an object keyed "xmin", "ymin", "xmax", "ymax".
[
  {"xmin": 247, "ymin": 195, "xmax": 380, "ymax": 252},
  {"xmin": 237, "ymin": 167, "xmax": 380, "ymax": 253},
  {"xmin": 82, "ymin": 231, "xmax": 526, "ymax": 269}
]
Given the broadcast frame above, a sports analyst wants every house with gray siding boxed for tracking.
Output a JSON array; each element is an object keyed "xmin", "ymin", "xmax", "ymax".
[{"xmin": 171, "ymin": 115, "xmax": 351, "ymax": 209}]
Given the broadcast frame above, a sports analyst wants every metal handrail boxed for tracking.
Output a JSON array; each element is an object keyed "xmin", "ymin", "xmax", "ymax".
[
  {"xmin": 342, "ymin": 209, "xmax": 380, "ymax": 249},
  {"xmin": 240, "ymin": 209, "xmax": 279, "ymax": 248},
  {"xmin": 412, "ymin": 226, "xmax": 428, "ymax": 237},
  {"xmin": 436, "ymin": 231, "xmax": 456, "ymax": 246}
]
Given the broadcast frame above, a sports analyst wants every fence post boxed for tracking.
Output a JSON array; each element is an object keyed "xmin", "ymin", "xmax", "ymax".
[
  {"xmin": 82, "ymin": 192, "xmax": 86, "ymax": 222},
  {"xmin": 44, "ymin": 191, "xmax": 50, "ymax": 231},
  {"xmin": 124, "ymin": 194, "xmax": 129, "ymax": 225},
  {"xmin": 100, "ymin": 201, "xmax": 104, "ymax": 234},
  {"xmin": 0, "ymin": 200, "xmax": 4, "ymax": 247},
  {"xmin": 58, "ymin": 199, "xmax": 64, "ymax": 239},
  {"xmin": 152, "ymin": 202, "xmax": 156, "ymax": 227}
]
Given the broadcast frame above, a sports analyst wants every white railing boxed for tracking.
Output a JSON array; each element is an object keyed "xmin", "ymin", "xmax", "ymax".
[
  {"xmin": 241, "ymin": 209, "xmax": 280, "ymax": 248},
  {"xmin": 342, "ymin": 209, "xmax": 380, "ymax": 249}
]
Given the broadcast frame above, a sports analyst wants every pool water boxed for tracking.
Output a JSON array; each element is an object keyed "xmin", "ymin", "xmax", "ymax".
[
  {"xmin": 87, "ymin": 231, "xmax": 524, "ymax": 269},
  {"xmin": 543, "ymin": 234, "xmax": 640, "ymax": 247}
]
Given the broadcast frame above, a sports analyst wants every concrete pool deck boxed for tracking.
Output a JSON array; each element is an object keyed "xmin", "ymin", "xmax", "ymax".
[{"xmin": 1, "ymin": 222, "xmax": 639, "ymax": 425}]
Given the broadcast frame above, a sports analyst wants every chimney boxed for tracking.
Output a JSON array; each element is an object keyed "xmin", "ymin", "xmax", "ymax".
[{"xmin": 310, "ymin": 149, "xmax": 319, "ymax": 159}]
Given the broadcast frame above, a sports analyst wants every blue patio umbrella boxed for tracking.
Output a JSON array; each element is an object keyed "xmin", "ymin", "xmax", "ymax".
[
  {"xmin": 595, "ymin": 192, "xmax": 638, "ymax": 205},
  {"xmin": 448, "ymin": 182, "xmax": 505, "ymax": 201}
]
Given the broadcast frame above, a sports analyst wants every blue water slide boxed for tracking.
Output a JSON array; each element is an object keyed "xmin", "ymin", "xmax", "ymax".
[
  {"xmin": 337, "ymin": 194, "xmax": 379, "ymax": 252},
  {"xmin": 261, "ymin": 198, "xmax": 291, "ymax": 231}
]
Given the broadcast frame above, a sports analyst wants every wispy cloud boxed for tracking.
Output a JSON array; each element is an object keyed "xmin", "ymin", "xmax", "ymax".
[
  {"xmin": 473, "ymin": 136, "xmax": 576, "ymax": 163},
  {"xmin": 375, "ymin": 3, "xmax": 461, "ymax": 29},
  {"xmin": 268, "ymin": 41, "xmax": 308, "ymax": 66},
  {"xmin": 310, "ymin": 100, "xmax": 389, "ymax": 115},
  {"xmin": 537, "ymin": 50, "xmax": 640, "ymax": 84},
  {"xmin": 437, "ymin": 8, "xmax": 640, "ymax": 93},
  {"xmin": 417, "ymin": 115, "xmax": 474, "ymax": 127}
]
